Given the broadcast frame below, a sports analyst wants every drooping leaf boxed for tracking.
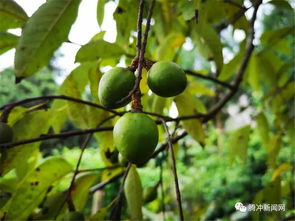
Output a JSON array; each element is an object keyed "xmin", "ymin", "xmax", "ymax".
[
  {"xmin": 34, "ymin": 191, "xmax": 67, "ymax": 220},
  {"xmin": 227, "ymin": 125, "xmax": 251, "ymax": 164},
  {"xmin": 124, "ymin": 165, "xmax": 143, "ymax": 220},
  {"xmin": 72, "ymin": 172, "xmax": 100, "ymax": 211},
  {"xmin": 267, "ymin": 132, "xmax": 283, "ymax": 168},
  {"xmin": 187, "ymin": 78, "xmax": 215, "ymax": 96},
  {"xmin": 59, "ymin": 63, "xmax": 92, "ymax": 129},
  {"xmin": 0, "ymin": 110, "xmax": 53, "ymax": 176},
  {"xmin": 14, "ymin": 0, "xmax": 81, "ymax": 79},
  {"xmin": 75, "ymin": 39, "xmax": 124, "ymax": 62},
  {"xmin": 96, "ymin": 0, "xmax": 107, "ymax": 26},
  {"xmin": 0, "ymin": 0, "xmax": 28, "ymax": 31},
  {"xmin": 256, "ymin": 113, "xmax": 270, "ymax": 147},
  {"xmin": 175, "ymin": 91, "xmax": 205, "ymax": 145},
  {"xmin": 192, "ymin": 22, "xmax": 223, "ymax": 71},
  {"xmin": 5, "ymin": 157, "xmax": 72, "ymax": 220},
  {"xmin": 0, "ymin": 31, "xmax": 19, "ymax": 55}
]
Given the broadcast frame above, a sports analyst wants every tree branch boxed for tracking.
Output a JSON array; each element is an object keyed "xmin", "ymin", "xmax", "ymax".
[
  {"xmin": 0, "ymin": 95, "xmax": 122, "ymax": 120},
  {"xmin": 161, "ymin": 119, "xmax": 184, "ymax": 221},
  {"xmin": 185, "ymin": 70, "xmax": 234, "ymax": 90},
  {"xmin": 0, "ymin": 126, "xmax": 113, "ymax": 148}
]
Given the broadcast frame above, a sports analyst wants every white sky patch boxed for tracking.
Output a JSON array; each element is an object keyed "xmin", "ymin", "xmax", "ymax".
[
  {"xmin": 183, "ymin": 37, "xmax": 194, "ymax": 51},
  {"xmin": 0, "ymin": 0, "xmax": 118, "ymax": 73}
]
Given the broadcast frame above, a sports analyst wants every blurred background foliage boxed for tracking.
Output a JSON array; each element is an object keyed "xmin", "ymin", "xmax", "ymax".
[{"xmin": 0, "ymin": 0, "xmax": 294, "ymax": 220}]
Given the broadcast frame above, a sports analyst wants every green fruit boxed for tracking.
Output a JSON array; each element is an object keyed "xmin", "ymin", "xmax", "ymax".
[
  {"xmin": 118, "ymin": 153, "xmax": 129, "ymax": 166},
  {"xmin": 63, "ymin": 211, "xmax": 85, "ymax": 221},
  {"xmin": 113, "ymin": 113, "xmax": 158, "ymax": 165},
  {"xmin": 98, "ymin": 67, "xmax": 136, "ymax": 109},
  {"xmin": 148, "ymin": 61, "xmax": 187, "ymax": 97},
  {"xmin": 0, "ymin": 122, "xmax": 13, "ymax": 144}
]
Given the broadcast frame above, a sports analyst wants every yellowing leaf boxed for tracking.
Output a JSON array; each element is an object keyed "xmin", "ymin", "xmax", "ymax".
[
  {"xmin": 124, "ymin": 165, "xmax": 143, "ymax": 220},
  {"xmin": 5, "ymin": 157, "xmax": 72, "ymax": 220},
  {"xmin": 271, "ymin": 163, "xmax": 291, "ymax": 181},
  {"xmin": 175, "ymin": 91, "xmax": 205, "ymax": 145},
  {"xmin": 187, "ymin": 78, "xmax": 215, "ymax": 96},
  {"xmin": 156, "ymin": 32, "xmax": 185, "ymax": 61}
]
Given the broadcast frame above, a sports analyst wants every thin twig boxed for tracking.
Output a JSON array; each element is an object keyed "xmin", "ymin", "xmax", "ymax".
[
  {"xmin": 161, "ymin": 119, "xmax": 184, "ymax": 221},
  {"xmin": 0, "ymin": 126, "xmax": 113, "ymax": 148},
  {"xmin": 203, "ymin": 0, "xmax": 262, "ymax": 122},
  {"xmin": 185, "ymin": 70, "xmax": 234, "ymax": 90},
  {"xmin": 159, "ymin": 155, "xmax": 166, "ymax": 220},
  {"xmin": 0, "ymin": 95, "xmax": 121, "ymax": 116},
  {"xmin": 76, "ymin": 166, "xmax": 122, "ymax": 173}
]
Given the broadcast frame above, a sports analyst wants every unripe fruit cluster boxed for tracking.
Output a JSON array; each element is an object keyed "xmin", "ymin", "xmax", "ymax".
[{"xmin": 98, "ymin": 61, "xmax": 187, "ymax": 165}]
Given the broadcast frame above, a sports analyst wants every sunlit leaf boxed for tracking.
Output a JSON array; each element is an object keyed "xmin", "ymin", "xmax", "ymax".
[
  {"xmin": 256, "ymin": 113, "xmax": 270, "ymax": 147},
  {"xmin": 124, "ymin": 165, "xmax": 143, "ymax": 220},
  {"xmin": 72, "ymin": 172, "xmax": 100, "ymax": 211},
  {"xmin": 156, "ymin": 32, "xmax": 185, "ymax": 61},
  {"xmin": 5, "ymin": 157, "xmax": 72, "ymax": 220},
  {"xmin": 192, "ymin": 22, "xmax": 223, "ymax": 71},
  {"xmin": 271, "ymin": 163, "xmax": 291, "ymax": 181},
  {"xmin": 0, "ymin": 0, "xmax": 28, "ymax": 31},
  {"xmin": 0, "ymin": 31, "xmax": 19, "ymax": 55},
  {"xmin": 14, "ymin": 0, "xmax": 81, "ymax": 79},
  {"xmin": 0, "ymin": 110, "xmax": 53, "ymax": 176},
  {"xmin": 187, "ymin": 78, "xmax": 215, "ymax": 96},
  {"xmin": 175, "ymin": 91, "xmax": 205, "ymax": 145},
  {"xmin": 75, "ymin": 40, "xmax": 124, "ymax": 62}
]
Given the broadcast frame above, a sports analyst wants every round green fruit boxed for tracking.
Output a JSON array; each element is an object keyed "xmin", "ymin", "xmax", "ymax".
[
  {"xmin": 147, "ymin": 61, "xmax": 187, "ymax": 97},
  {"xmin": 113, "ymin": 113, "xmax": 158, "ymax": 165},
  {"xmin": 63, "ymin": 211, "xmax": 85, "ymax": 221},
  {"xmin": 98, "ymin": 67, "xmax": 136, "ymax": 109},
  {"xmin": 0, "ymin": 122, "xmax": 13, "ymax": 144}
]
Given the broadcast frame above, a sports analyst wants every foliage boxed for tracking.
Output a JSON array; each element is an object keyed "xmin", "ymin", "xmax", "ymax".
[{"xmin": 0, "ymin": 0, "xmax": 294, "ymax": 220}]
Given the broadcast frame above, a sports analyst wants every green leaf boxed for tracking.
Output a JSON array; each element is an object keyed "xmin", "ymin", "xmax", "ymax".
[
  {"xmin": 34, "ymin": 191, "xmax": 67, "ymax": 220},
  {"xmin": 218, "ymin": 45, "xmax": 245, "ymax": 81},
  {"xmin": 187, "ymin": 77, "xmax": 215, "ymax": 96},
  {"xmin": 267, "ymin": 0, "xmax": 293, "ymax": 10},
  {"xmin": 0, "ymin": 31, "xmax": 19, "ymax": 55},
  {"xmin": 151, "ymin": 95, "xmax": 167, "ymax": 115},
  {"xmin": 156, "ymin": 32, "xmax": 185, "ymax": 61},
  {"xmin": 59, "ymin": 63, "xmax": 91, "ymax": 129},
  {"xmin": 0, "ymin": 110, "xmax": 53, "ymax": 176},
  {"xmin": 260, "ymin": 26, "xmax": 293, "ymax": 54},
  {"xmin": 124, "ymin": 165, "xmax": 143, "ymax": 221},
  {"xmin": 5, "ymin": 157, "xmax": 72, "ymax": 220},
  {"xmin": 177, "ymin": 0, "xmax": 196, "ymax": 21},
  {"xmin": 227, "ymin": 125, "xmax": 251, "ymax": 164},
  {"xmin": 14, "ymin": 0, "xmax": 81, "ymax": 78},
  {"xmin": 267, "ymin": 132, "xmax": 282, "ymax": 168},
  {"xmin": 0, "ymin": 0, "xmax": 28, "ymax": 31},
  {"xmin": 88, "ymin": 61, "xmax": 102, "ymax": 100},
  {"xmin": 73, "ymin": 172, "xmax": 100, "ymax": 211},
  {"xmin": 96, "ymin": 0, "xmax": 107, "ymax": 26},
  {"xmin": 256, "ymin": 113, "xmax": 270, "ymax": 147},
  {"xmin": 175, "ymin": 91, "xmax": 205, "ymax": 145},
  {"xmin": 192, "ymin": 22, "xmax": 223, "ymax": 71},
  {"xmin": 75, "ymin": 39, "xmax": 124, "ymax": 62}
]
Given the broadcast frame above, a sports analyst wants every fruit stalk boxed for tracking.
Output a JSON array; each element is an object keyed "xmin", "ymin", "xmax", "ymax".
[{"xmin": 131, "ymin": 0, "xmax": 156, "ymax": 112}]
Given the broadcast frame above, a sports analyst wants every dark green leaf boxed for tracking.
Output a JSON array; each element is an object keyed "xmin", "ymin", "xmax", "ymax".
[{"xmin": 96, "ymin": 0, "xmax": 107, "ymax": 26}]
